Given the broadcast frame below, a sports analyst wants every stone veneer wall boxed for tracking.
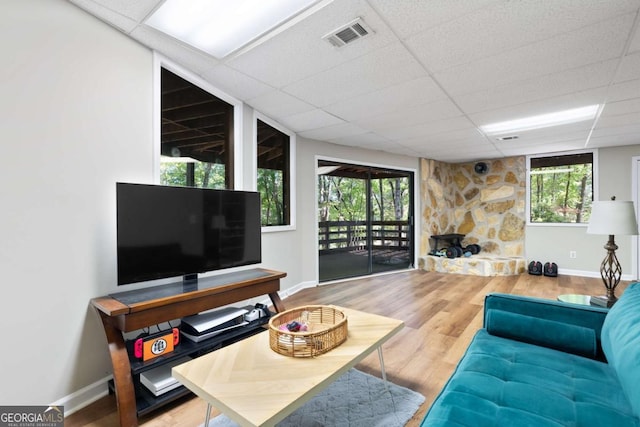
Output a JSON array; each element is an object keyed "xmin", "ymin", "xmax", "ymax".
[{"xmin": 419, "ymin": 157, "xmax": 526, "ymax": 259}]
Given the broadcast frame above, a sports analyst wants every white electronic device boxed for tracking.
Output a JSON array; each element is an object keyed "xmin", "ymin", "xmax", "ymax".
[
  {"xmin": 140, "ymin": 357, "xmax": 191, "ymax": 396},
  {"xmin": 180, "ymin": 306, "xmax": 249, "ymax": 343}
]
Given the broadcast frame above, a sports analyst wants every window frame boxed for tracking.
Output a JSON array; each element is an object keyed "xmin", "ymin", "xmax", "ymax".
[
  {"xmin": 526, "ymin": 148, "xmax": 598, "ymax": 227},
  {"xmin": 253, "ymin": 111, "xmax": 296, "ymax": 232},
  {"xmin": 153, "ymin": 53, "xmax": 244, "ymax": 189}
]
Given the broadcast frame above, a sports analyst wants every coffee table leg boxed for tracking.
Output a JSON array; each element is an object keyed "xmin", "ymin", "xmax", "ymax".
[
  {"xmin": 378, "ymin": 347, "xmax": 387, "ymax": 383},
  {"xmin": 204, "ymin": 403, "xmax": 212, "ymax": 427}
]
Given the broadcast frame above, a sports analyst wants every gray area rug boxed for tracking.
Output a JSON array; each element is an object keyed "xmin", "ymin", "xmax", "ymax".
[{"xmin": 204, "ymin": 368, "xmax": 425, "ymax": 427}]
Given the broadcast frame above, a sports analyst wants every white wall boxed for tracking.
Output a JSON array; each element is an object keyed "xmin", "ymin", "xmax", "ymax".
[{"xmin": 0, "ymin": 0, "xmax": 154, "ymax": 408}]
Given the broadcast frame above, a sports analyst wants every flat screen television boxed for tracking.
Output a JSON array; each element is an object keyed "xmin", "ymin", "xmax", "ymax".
[{"xmin": 116, "ymin": 182, "xmax": 262, "ymax": 286}]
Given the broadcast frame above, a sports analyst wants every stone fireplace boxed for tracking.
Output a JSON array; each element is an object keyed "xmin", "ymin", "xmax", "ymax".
[{"xmin": 419, "ymin": 156, "xmax": 527, "ymax": 276}]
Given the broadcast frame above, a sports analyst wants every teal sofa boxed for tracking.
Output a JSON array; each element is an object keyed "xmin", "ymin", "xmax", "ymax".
[{"xmin": 421, "ymin": 282, "xmax": 640, "ymax": 426}]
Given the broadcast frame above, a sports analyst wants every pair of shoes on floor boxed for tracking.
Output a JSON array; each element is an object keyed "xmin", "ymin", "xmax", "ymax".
[{"xmin": 528, "ymin": 261, "xmax": 558, "ymax": 277}]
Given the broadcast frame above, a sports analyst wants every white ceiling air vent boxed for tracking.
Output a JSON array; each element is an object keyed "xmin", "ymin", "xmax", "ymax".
[{"xmin": 323, "ymin": 18, "xmax": 372, "ymax": 47}]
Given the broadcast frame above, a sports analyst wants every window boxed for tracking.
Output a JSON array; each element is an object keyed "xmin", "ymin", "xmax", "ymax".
[
  {"xmin": 528, "ymin": 151, "xmax": 595, "ymax": 224},
  {"xmin": 257, "ymin": 119, "xmax": 291, "ymax": 227},
  {"xmin": 159, "ymin": 67, "xmax": 234, "ymax": 189}
]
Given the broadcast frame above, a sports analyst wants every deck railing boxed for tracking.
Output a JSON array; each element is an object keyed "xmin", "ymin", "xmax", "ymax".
[{"xmin": 318, "ymin": 220, "xmax": 410, "ymax": 253}]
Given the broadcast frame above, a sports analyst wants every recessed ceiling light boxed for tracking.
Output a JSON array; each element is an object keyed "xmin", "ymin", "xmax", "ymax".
[
  {"xmin": 480, "ymin": 105, "xmax": 600, "ymax": 135},
  {"xmin": 146, "ymin": 0, "xmax": 322, "ymax": 59}
]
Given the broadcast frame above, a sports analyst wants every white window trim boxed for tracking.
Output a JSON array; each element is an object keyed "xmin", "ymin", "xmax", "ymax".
[
  {"xmin": 526, "ymin": 148, "xmax": 599, "ymax": 227},
  {"xmin": 152, "ymin": 53, "xmax": 244, "ymax": 189},
  {"xmin": 253, "ymin": 111, "xmax": 296, "ymax": 232}
]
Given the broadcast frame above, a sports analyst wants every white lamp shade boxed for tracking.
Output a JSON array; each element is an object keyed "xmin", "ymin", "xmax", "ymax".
[{"xmin": 587, "ymin": 200, "xmax": 639, "ymax": 235}]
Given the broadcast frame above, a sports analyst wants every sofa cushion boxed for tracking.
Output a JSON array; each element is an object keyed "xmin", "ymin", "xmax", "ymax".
[
  {"xmin": 422, "ymin": 330, "xmax": 639, "ymax": 427},
  {"xmin": 601, "ymin": 282, "xmax": 640, "ymax": 418},
  {"xmin": 486, "ymin": 308, "xmax": 597, "ymax": 358}
]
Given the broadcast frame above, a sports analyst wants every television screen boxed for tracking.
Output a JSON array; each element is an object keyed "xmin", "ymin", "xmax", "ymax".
[{"xmin": 116, "ymin": 183, "xmax": 262, "ymax": 286}]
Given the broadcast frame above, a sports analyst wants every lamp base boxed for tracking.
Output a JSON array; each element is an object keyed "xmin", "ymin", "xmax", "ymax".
[{"xmin": 590, "ymin": 294, "xmax": 616, "ymax": 308}]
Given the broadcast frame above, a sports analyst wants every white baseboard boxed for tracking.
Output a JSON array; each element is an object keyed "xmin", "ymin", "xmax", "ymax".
[
  {"xmin": 57, "ymin": 375, "xmax": 111, "ymax": 417},
  {"xmin": 558, "ymin": 268, "xmax": 635, "ymax": 281}
]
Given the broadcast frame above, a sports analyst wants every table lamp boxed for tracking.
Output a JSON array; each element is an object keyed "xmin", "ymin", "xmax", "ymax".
[{"xmin": 586, "ymin": 196, "xmax": 638, "ymax": 307}]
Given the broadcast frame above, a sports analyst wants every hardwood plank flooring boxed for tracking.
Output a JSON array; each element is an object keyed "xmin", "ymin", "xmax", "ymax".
[{"xmin": 66, "ymin": 270, "xmax": 631, "ymax": 427}]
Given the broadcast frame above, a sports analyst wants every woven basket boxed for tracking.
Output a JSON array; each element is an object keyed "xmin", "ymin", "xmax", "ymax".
[{"xmin": 268, "ymin": 305, "xmax": 348, "ymax": 357}]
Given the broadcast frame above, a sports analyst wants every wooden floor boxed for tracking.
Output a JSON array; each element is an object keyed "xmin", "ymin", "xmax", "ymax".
[{"xmin": 66, "ymin": 270, "xmax": 631, "ymax": 427}]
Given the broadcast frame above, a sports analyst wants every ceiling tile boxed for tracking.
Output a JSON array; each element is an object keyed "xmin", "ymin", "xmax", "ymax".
[
  {"xmin": 282, "ymin": 42, "xmax": 426, "ymax": 107},
  {"xmin": 280, "ymin": 109, "xmax": 344, "ymax": 132},
  {"xmin": 324, "ymin": 76, "xmax": 448, "ymax": 122},
  {"xmin": 454, "ymin": 60, "xmax": 618, "ymax": 114},
  {"xmin": 69, "ymin": 0, "xmax": 140, "ymax": 32},
  {"xmin": 354, "ymin": 98, "xmax": 463, "ymax": 131},
  {"xmin": 368, "ymin": 0, "xmax": 501, "ymax": 39},
  {"xmin": 601, "ymin": 98, "xmax": 640, "ymax": 116},
  {"xmin": 596, "ymin": 112, "xmax": 640, "ymax": 128},
  {"xmin": 299, "ymin": 122, "xmax": 369, "ymax": 141},
  {"xmin": 588, "ymin": 133, "xmax": 640, "ymax": 147},
  {"xmin": 606, "ymin": 79, "xmax": 640, "ymax": 102},
  {"xmin": 246, "ymin": 90, "xmax": 316, "ymax": 118},
  {"xmin": 329, "ymin": 132, "xmax": 391, "ymax": 146},
  {"xmin": 200, "ymin": 65, "xmax": 274, "ymax": 101},
  {"xmin": 406, "ymin": 0, "xmax": 640, "ymax": 73},
  {"xmin": 227, "ymin": 0, "xmax": 397, "ymax": 88},
  {"xmin": 615, "ymin": 52, "xmax": 640, "ymax": 83},
  {"xmin": 376, "ymin": 116, "xmax": 475, "ymax": 140},
  {"xmin": 434, "ymin": 13, "xmax": 635, "ymax": 96},
  {"xmin": 88, "ymin": 0, "xmax": 160, "ymax": 21}
]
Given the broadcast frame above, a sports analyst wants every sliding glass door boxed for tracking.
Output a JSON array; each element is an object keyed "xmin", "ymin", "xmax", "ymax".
[{"xmin": 317, "ymin": 160, "xmax": 414, "ymax": 282}]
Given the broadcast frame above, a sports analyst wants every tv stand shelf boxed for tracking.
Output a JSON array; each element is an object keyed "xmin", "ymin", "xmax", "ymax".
[{"xmin": 91, "ymin": 268, "xmax": 287, "ymax": 427}]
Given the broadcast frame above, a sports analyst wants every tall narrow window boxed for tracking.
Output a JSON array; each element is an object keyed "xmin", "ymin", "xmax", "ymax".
[
  {"xmin": 160, "ymin": 67, "xmax": 233, "ymax": 189},
  {"xmin": 257, "ymin": 119, "xmax": 290, "ymax": 226},
  {"xmin": 528, "ymin": 151, "xmax": 595, "ymax": 224}
]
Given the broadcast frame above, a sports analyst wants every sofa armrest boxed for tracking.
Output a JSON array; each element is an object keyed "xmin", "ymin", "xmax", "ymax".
[{"xmin": 483, "ymin": 293, "xmax": 609, "ymax": 360}]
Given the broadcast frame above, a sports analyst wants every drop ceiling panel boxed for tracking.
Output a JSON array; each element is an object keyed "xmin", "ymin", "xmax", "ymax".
[
  {"xmin": 354, "ymin": 98, "xmax": 463, "ymax": 132},
  {"xmin": 600, "ymin": 98, "xmax": 640, "ymax": 117},
  {"xmin": 81, "ymin": 0, "xmax": 160, "ymax": 21},
  {"xmin": 606, "ymin": 80, "xmax": 640, "ymax": 102},
  {"xmin": 299, "ymin": 122, "xmax": 368, "ymax": 141},
  {"xmin": 227, "ymin": 0, "xmax": 397, "ymax": 88},
  {"xmin": 200, "ymin": 65, "xmax": 274, "ymax": 101},
  {"xmin": 69, "ymin": 0, "xmax": 140, "ymax": 32},
  {"xmin": 282, "ymin": 42, "xmax": 426, "ymax": 107},
  {"xmin": 406, "ymin": 0, "xmax": 640, "ymax": 73},
  {"xmin": 329, "ymin": 132, "xmax": 391, "ymax": 146},
  {"xmin": 246, "ymin": 90, "xmax": 316, "ymax": 119},
  {"xmin": 615, "ymin": 52, "xmax": 640, "ymax": 83},
  {"xmin": 324, "ymin": 76, "xmax": 448, "ymax": 122},
  {"xmin": 398, "ymin": 128, "xmax": 488, "ymax": 147},
  {"xmin": 376, "ymin": 116, "xmax": 475, "ymax": 140},
  {"xmin": 280, "ymin": 109, "xmax": 344, "ymax": 132},
  {"xmin": 588, "ymin": 134, "xmax": 640, "ymax": 147},
  {"xmin": 368, "ymin": 0, "xmax": 501, "ymax": 39},
  {"xmin": 454, "ymin": 59, "xmax": 618, "ymax": 114},
  {"xmin": 433, "ymin": 13, "xmax": 635, "ymax": 96}
]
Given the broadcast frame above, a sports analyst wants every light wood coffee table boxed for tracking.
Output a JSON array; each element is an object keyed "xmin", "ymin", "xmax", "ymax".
[{"xmin": 172, "ymin": 306, "xmax": 404, "ymax": 427}]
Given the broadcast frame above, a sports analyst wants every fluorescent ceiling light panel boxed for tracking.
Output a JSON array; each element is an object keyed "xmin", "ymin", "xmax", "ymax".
[
  {"xmin": 480, "ymin": 105, "xmax": 599, "ymax": 135},
  {"xmin": 146, "ymin": 0, "xmax": 320, "ymax": 58}
]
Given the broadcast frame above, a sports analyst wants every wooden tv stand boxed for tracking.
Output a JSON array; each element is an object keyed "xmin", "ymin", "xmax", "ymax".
[{"xmin": 90, "ymin": 268, "xmax": 287, "ymax": 427}]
